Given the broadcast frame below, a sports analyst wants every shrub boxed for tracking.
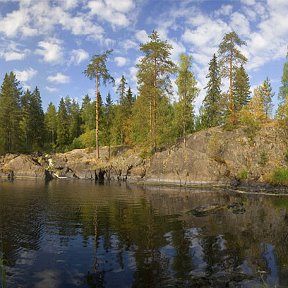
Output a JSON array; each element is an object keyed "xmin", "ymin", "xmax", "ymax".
[
  {"xmin": 269, "ymin": 168, "xmax": 288, "ymax": 186},
  {"xmin": 258, "ymin": 151, "xmax": 268, "ymax": 166},
  {"xmin": 238, "ymin": 168, "xmax": 249, "ymax": 180}
]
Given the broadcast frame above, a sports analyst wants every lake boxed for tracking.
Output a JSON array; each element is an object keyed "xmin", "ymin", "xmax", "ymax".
[{"xmin": 0, "ymin": 180, "xmax": 288, "ymax": 287}]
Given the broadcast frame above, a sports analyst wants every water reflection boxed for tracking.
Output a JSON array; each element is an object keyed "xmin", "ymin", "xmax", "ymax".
[{"xmin": 1, "ymin": 180, "xmax": 288, "ymax": 287}]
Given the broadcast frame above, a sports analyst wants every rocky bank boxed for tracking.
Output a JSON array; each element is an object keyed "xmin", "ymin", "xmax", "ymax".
[{"xmin": 1, "ymin": 123, "xmax": 288, "ymax": 188}]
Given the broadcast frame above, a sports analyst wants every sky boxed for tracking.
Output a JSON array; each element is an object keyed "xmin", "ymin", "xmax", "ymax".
[{"xmin": 0, "ymin": 0, "xmax": 287, "ymax": 113}]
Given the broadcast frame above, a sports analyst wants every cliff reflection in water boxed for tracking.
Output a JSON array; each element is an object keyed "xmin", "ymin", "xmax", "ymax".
[{"xmin": 1, "ymin": 180, "xmax": 288, "ymax": 287}]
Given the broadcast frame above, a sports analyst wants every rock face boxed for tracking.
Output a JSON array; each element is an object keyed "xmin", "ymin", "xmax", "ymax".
[
  {"xmin": 0, "ymin": 154, "xmax": 47, "ymax": 179},
  {"xmin": 0, "ymin": 123, "xmax": 287, "ymax": 186},
  {"xmin": 146, "ymin": 124, "xmax": 288, "ymax": 186}
]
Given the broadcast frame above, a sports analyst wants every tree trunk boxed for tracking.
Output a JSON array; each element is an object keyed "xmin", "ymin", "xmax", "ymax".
[
  {"xmin": 229, "ymin": 48, "xmax": 235, "ymax": 124},
  {"xmin": 95, "ymin": 75, "xmax": 99, "ymax": 159},
  {"xmin": 153, "ymin": 58, "xmax": 157, "ymax": 151}
]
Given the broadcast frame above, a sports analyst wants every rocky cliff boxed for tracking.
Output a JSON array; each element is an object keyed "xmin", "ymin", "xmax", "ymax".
[{"xmin": 1, "ymin": 123, "xmax": 287, "ymax": 188}]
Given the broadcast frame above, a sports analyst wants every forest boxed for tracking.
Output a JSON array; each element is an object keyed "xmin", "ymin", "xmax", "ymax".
[{"xmin": 0, "ymin": 31, "xmax": 287, "ymax": 156}]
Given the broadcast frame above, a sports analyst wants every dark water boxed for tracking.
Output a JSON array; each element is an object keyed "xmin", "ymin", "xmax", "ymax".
[{"xmin": 1, "ymin": 181, "xmax": 288, "ymax": 287}]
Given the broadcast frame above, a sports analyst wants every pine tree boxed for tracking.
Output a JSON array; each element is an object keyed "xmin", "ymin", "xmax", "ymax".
[
  {"xmin": 83, "ymin": 50, "xmax": 114, "ymax": 158},
  {"xmin": 259, "ymin": 77, "xmax": 274, "ymax": 119},
  {"xmin": 57, "ymin": 97, "xmax": 70, "ymax": 149},
  {"xmin": 136, "ymin": 30, "xmax": 176, "ymax": 149},
  {"xmin": 202, "ymin": 54, "xmax": 222, "ymax": 128},
  {"xmin": 45, "ymin": 102, "xmax": 57, "ymax": 146},
  {"xmin": 175, "ymin": 53, "xmax": 199, "ymax": 146},
  {"xmin": 233, "ymin": 64, "xmax": 251, "ymax": 112},
  {"xmin": 218, "ymin": 32, "xmax": 247, "ymax": 124},
  {"xmin": 0, "ymin": 72, "xmax": 22, "ymax": 153}
]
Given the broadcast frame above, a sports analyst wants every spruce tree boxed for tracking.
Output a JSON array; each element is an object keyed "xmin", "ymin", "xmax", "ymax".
[
  {"xmin": 45, "ymin": 102, "xmax": 57, "ymax": 146},
  {"xmin": 31, "ymin": 87, "xmax": 45, "ymax": 149},
  {"xmin": 202, "ymin": 54, "xmax": 222, "ymax": 128},
  {"xmin": 218, "ymin": 32, "xmax": 247, "ymax": 124},
  {"xmin": 80, "ymin": 95, "xmax": 95, "ymax": 133},
  {"xmin": 175, "ymin": 53, "xmax": 199, "ymax": 146},
  {"xmin": 57, "ymin": 97, "xmax": 70, "ymax": 149},
  {"xmin": 233, "ymin": 64, "xmax": 251, "ymax": 112},
  {"xmin": 20, "ymin": 89, "xmax": 33, "ymax": 150},
  {"xmin": 259, "ymin": 77, "xmax": 274, "ymax": 119},
  {"xmin": 0, "ymin": 72, "xmax": 22, "ymax": 153},
  {"xmin": 69, "ymin": 99, "xmax": 81, "ymax": 142}
]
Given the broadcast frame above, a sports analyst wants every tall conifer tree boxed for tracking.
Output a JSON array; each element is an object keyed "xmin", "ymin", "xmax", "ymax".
[
  {"xmin": 136, "ymin": 30, "xmax": 176, "ymax": 149},
  {"xmin": 45, "ymin": 102, "xmax": 57, "ymax": 146},
  {"xmin": 233, "ymin": 64, "xmax": 251, "ymax": 112},
  {"xmin": 218, "ymin": 32, "xmax": 247, "ymax": 124},
  {"xmin": 259, "ymin": 77, "xmax": 274, "ymax": 119},
  {"xmin": 202, "ymin": 54, "xmax": 222, "ymax": 128},
  {"xmin": 57, "ymin": 97, "xmax": 70, "ymax": 149},
  {"xmin": 0, "ymin": 72, "xmax": 22, "ymax": 153},
  {"xmin": 175, "ymin": 53, "xmax": 199, "ymax": 146},
  {"xmin": 84, "ymin": 50, "xmax": 114, "ymax": 158}
]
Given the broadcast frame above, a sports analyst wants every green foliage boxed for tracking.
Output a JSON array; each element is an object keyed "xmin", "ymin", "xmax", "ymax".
[
  {"xmin": 71, "ymin": 130, "xmax": 95, "ymax": 149},
  {"xmin": 137, "ymin": 30, "xmax": 176, "ymax": 149},
  {"xmin": 259, "ymin": 77, "xmax": 274, "ymax": 119},
  {"xmin": 0, "ymin": 72, "xmax": 22, "ymax": 154},
  {"xmin": 258, "ymin": 151, "xmax": 268, "ymax": 167},
  {"xmin": 56, "ymin": 97, "xmax": 70, "ymax": 149},
  {"xmin": 20, "ymin": 87, "xmax": 45, "ymax": 151},
  {"xmin": 269, "ymin": 168, "xmax": 288, "ymax": 186},
  {"xmin": 278, "ymin": 51, "xmax": 288, "ymax": 103},
  {"xmin": 202, "ymin": 54, "xmax": 223, "ymax": 127},
  {"xmin": 83, "ymin": 50, "xmax": 114, "ymax": 158},
  {"xmin": 238, "ymin": 168, "xmax": 249, "ymax": 180},
  {"xmin": 233, "ymin": 64, "xmax": 251, "ymax": 112},
  {"xmin": 175, "ymin": 53, "xmax": 199, "ymax": 142},
  {"xmin": 44, "ymin": 102, "xmax": 57, "ymax": 147},
  {"xmin": 218, "ymin": 32, "xmax": 247, "ymax": 124}
]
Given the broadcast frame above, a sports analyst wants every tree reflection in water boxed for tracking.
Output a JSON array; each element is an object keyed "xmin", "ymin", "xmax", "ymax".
[{"xmin": 0, "ymin": 180, "xmax": 288, "ymax": 287}]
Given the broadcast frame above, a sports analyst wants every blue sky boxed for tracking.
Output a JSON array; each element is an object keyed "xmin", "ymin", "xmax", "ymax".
[{"xmin": 0, "ymin": 0, "xmax": 287, "ymax": 113}]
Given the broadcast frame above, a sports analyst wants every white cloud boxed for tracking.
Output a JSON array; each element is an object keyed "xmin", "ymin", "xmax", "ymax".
[
  {"xmin": 230, "ymin": 12, "xmax": 250, "ymax": 36},
  {"xmin": 240, "ymin": 0, "xmax": 256, "ymax": 5},
  {"xmin": 169, "ymin": 40, "xmax": 186, "ymax": 62},
  {"xmin": 45, "ymin": 86, "xmax": 59, "ymax": 93},
  {"xmin": 214, "ymin": 5, "xmax": 233, "ymax": 17},
  {"xmin": 14, "ymin": 67, "xmax": 37, "ymax": 82},
  {"xmin": 36, "ymin": 38, "xmax": 64, "ymax": 64},
  {"xmin": 135, "ymin": 30, "xmax": 149, "ymax": 43},
  {"xmin": 0, "ymin": 1, "xmax": 104, "ymax": 41},
  {"xmin": 115, "ymin": 56, "xmax": 128, "ymax": 67},
  {"xmin": 47, "ymin": 73, "xmax": 70, "ymax": 84},
  {"xmin": 0, "ymin": 41, "xmax": 30, "ymax": 61},
  {"xmin": 69, "ymin": 49, "xmax": 89, "ymax": 65},
  {"xmin": 59, "ymin": 0, "xmax": 78, "ymax": 10},
  {"xmin": 87, "ymin": 0, "xmax": 135, "ymax": 28},
  {"xmin": 0, "ymin": 9, "xmax": 28, "ymax": 37},
  {"xmin": 122, "ymin": 39, "xmax": 138, "ymax": 50}
]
